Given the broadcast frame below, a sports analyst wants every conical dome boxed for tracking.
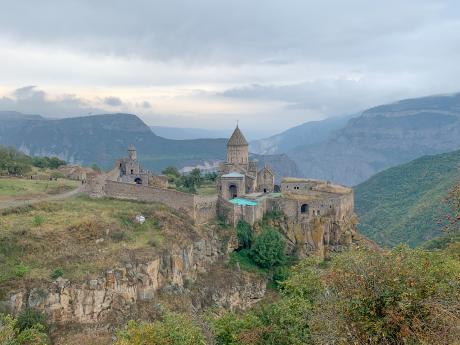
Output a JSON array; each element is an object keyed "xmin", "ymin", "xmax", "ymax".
[{"xmin": 227, "ymin": 126, "xmax": 248, "ymax": 146}]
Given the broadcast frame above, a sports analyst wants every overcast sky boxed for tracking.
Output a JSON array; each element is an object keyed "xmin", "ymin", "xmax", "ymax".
[{"xmin": 0, "ymin": 0, "xmax": 459, "ymax": 135}]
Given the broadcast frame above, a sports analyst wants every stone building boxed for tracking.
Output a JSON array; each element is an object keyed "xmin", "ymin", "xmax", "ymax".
[
  {"xmin": 112, "ymin": 145, "xmax": 167, "ymax": 188},
  {"xmin": 217, "ymin": 126, "xmax": 275, "ymax": 199},
  {"xmin": 87, "ymin": 127, "xmax": 357, "ymax": 258}
]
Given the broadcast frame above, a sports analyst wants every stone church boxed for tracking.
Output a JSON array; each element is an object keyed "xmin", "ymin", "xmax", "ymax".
[{"xmin": 217, "ymin": 126, "xmax": 275, "ymax": 200}]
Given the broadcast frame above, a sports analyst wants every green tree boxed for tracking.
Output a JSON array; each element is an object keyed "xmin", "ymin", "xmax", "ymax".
[
  {"xmin": 91, "ymin": 163, "xmax": 102, "ymax": 173},
  {"xmin": 236, "ymin": 220, "xmax": 253, "ymax": 249},
  {"xmin": 162, "ymin": 166, "xmax": 180, "ymax": 179},
  {"xmin": 0, "ymin": 313, "xmax": 49, "ymax": 345},
  {"xmin": 250, "ymin": 228, "xmax": 285, "ymax": 268},
  {"xmin": 115, "ymin": 312, "xmax": 205, "ymax": 345},
  {"xmin": 189, "ymin": 168, "xmax": 203, "ymax": 188}
]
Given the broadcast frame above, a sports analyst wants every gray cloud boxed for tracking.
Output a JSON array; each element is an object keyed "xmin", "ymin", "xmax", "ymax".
[
  {"xmin": 141, "ymin": 101, "xmax": 152, "ymax": 109},
  {"xmin": 103, "ymin": 96, "xmax": 123, "ymax": 107},
  {"xmin": 0, "ymin": 1, "xmax": 459, "ymax": 131},
  {"xmin": 0, "ymin": 86, "xmax": 104, "ymax": 117}
]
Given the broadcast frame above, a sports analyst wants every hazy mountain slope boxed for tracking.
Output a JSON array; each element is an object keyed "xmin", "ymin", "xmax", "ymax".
[
  {"xmin": 289, "ymin": 93, "xmax": 460, "ymax": 186},
  {"xmin": 251, "ymin": 153, "xmax": 302, "ymax": 182},
  {"xmin": 250, "ymin": 114, "xmax": 353, "ymax": 154},
  {"xmin": 0, "ymin": 113, "xmax": 226, "ymax": 172},
  {"xmin": 354, "ymin": 150, "xmax": 460, "ymax": 247},
  {"xmin": 150, "ymin": 126, "xmax": 229, "ymax": 140}
]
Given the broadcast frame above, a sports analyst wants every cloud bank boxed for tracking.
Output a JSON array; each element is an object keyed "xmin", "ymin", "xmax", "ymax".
[{"xmin": 0, "ymin": 0, "xmax": 459, "ymax": 132}]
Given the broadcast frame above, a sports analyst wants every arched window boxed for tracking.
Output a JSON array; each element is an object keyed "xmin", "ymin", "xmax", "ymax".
[
  {"xmin": 300, "ymin": 204, "xmax": 309, "ymax": 214},
  {"xmin": 134, "ymin": 177, "xmax": 142, "ymax": 185}
]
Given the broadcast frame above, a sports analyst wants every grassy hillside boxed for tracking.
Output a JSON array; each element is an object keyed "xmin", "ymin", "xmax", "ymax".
[
  {"xmin": 355, "ymin": 150, "xmax": 460, "ymax": 247},
  {"xmin": 0, "ymin": 195, "xmax": 202, "ymax": 294}
]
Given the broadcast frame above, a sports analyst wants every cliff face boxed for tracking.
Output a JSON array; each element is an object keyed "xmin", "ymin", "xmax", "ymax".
[
  {"xmin": 258, "ymin": 213, "xmax": 373, "ymax": 259},
  {"xmin": 6, "ymin": 232, "xmax": 265, "ymax": 326}
]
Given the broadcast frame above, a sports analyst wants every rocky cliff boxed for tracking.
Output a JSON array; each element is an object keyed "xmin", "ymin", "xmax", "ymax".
[
  {"xmin": 257, "ymin": 213, "xmax": 375, "ymax": 259},
  {"xmin": 6, "ymin": 230, "xmax": 266, "ymax": 328}
]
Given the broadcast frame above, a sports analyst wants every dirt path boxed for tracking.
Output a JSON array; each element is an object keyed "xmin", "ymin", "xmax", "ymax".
[{"xmin": 0, "ymin": 186, "xmax": 83, "ymax": 210}]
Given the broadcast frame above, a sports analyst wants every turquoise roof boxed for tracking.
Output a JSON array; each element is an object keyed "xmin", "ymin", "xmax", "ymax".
[{"xmin": 229, "ymin": 198, "xmax": 257, "ymax": 206}]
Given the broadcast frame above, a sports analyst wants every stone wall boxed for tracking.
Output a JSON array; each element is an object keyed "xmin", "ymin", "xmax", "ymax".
[
  {"xmin": 104, "ymin": 180, "xmax": 195, "ymax": 215},
  {"xmin": 96, "ymin": 180, "xmax": 217, "ymax": 225},
  {"xmin": 194, "ymin": 196, "xmax": 219, "ymax": 225}
]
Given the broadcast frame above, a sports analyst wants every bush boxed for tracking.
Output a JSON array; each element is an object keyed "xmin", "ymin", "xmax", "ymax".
[
  {"xmin": 0, "ymin": 313, "xmax": 49, "ymax": 345},
  {"xmin": 14, "ymin": 263, "xmax": 30, "ymax": 278},
  {"xmin": 162, "ymin": 166, "xmax": 180, "ymax": 179},
  {"xmin": 50, "ymin": 268, "xmax": 64, "ymax": 279},
  {"xmin": 16, "ymin": 308, "xmax": 48, "ymax": 333},
  {"xmin": 250, "ymin": 228, "xmax": 285, "ymax": 269},
  {"xmin": 308, "ymin": 246, "xmax": 460, "ymax": 345},
  {"xmin": 271, "ymin": 266, "xmax": 290, "ymax": 288},
  {"xmin": 236, "ymin": 220, "xmax": 253, "ymax": 249},
  {"xmin": 33, "ymin": 215, "xmax": 44, "ymax": 226},
  {"xmin": 115, "ymin": 312, "xmax": 205, "ymax": 345},
  {"xmin": 90, "ymin": 163, "xmax": 102, "ymax": 173},
  {"xmin": 111, "ymin": 231, "xmax": 128, "ymax": 242}
]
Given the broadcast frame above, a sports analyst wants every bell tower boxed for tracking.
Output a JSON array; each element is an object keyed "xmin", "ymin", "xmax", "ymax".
[
  {"xmin": 227, "ymin": 125, "xmax": 249, "ymax": 165},
  {"xmin": 128, "ymin": 144, "xmax": 137, "ymax": 161}
]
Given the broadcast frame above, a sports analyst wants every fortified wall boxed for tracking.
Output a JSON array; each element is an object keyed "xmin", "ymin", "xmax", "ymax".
[{"xmin": 90, "ymin": 179, "xmax": 217, "ymax": 225}]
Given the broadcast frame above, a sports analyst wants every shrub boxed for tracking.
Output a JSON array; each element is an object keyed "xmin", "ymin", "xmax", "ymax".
[
  {"xmin": 50, "ymin": 268, "xmax": 64, "ymax": 279},
  {"xmin": 115, "ymin": 312, "xmax": 205, "ymax": 345},
  {"xmin": 0, "ymin": 313, "xmax": 49, "ymax": 345},
  {"xmin": 16, "ymin": 308, "xmax": 48, "ymax": 332},
  {"xmin": 110, "ymin": 231, "xmax": 128, "ymax": 242},
  {"xmin": 236, "ymin": 220, "xmax": 253, "ymax": 249},
  {"xmin": 271, "ymin": 266, "xmax": 290, "ymax": 288},
  {"xmin": 308, "ymin": 246, "xmax": 460, "ymax": 345},
  {"xmin": 14, "ymin": 263, "xmax": 29, "ymax": 278},
  {"xmin": 250, "ymin": 228, "xmax": 285, "ymax": 269},
  {"xmin": 33, "ymin": 215, "xmax": 44, "ymax": 226}
]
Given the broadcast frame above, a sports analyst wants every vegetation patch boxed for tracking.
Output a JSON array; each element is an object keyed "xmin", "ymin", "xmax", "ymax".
[
  {"xmin": 0, "ymin": 195, "xmax": 196, "ymax": 290},
  {"xmin": 355, "ymin": 149, "xmax": 460, "ymax": 247}
]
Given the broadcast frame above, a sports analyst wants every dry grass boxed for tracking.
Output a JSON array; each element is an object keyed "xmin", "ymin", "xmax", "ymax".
[
  {"xmin": 0, "ymin": 177, "xmax": 79, "ymax": 201},
  {"xmin": 0, "ymin": 195, "xmax": 200, "ymax": 294}
]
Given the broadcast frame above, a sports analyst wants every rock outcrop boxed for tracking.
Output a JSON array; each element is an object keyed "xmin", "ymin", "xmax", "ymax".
[
  {"xmin": 257, "ymin": 213, "xmax": 361, "ymax": 259},
  {"xmin": 7, "ymin": 234, "xmax": 252, "ymax": 325}
]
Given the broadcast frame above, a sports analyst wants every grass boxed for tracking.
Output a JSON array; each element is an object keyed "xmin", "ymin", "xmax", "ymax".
[
  {"xmin": 0, "ymin": 195, "xmax": 199, "ymax": 292},
  {"xmin": 0, "ymin": 177, "xmax": 79, "ymax": 200},
  {"xmin": 196, "ymin": 181, "xmax": 217, "ymax": 196}
]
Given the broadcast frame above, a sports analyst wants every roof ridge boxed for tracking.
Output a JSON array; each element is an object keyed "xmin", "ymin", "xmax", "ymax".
[{"xmin": 227, "ymin": 126, "xmax": 248, "ymax": 146}]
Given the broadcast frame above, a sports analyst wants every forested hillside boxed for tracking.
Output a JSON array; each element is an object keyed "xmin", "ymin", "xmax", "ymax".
[{"xmin": 355, "ymin": 149, "xmax": 460, "ymax": 247}]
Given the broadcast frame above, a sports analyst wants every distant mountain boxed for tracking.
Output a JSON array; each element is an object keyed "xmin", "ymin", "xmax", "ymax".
[
  {"xmin": 151, "ymin": 125, "xmax": 275, "ymax": 141},
  {"xmin": 250, "ymin": 114, "xmax": 354, "ymax": 154},
  {"xmin": 150, "ymin": 126, "xmax": 229, "ymax": 140},
  {"xmin": 0, "ymin": 112, "xmax": 226, "ymax": 172},
  {"xmin": 251, "ymin": 153, "xmax": 302, "ymax": 182},
  {"xmin": 0, "ymin": 110, "xmax": 44, "ymax": 121},
  {"xmin": 354, "ymin": 149, "xmax": 460, "ymax": 247},
  {"xmin": 287, "ymin": 93, "xmax": 460, "ymax": 185}
]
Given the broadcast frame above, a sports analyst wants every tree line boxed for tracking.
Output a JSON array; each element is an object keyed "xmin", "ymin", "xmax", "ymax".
[{"xmin": 0, "ymin": 146, "xmax": 66, "ymax": 176}]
